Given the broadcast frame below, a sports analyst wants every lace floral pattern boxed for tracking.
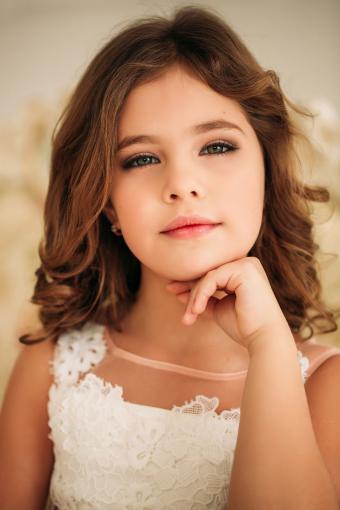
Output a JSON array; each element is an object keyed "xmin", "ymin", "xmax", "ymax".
[
  {"xmin": 297, "ymin": 350, "xmax": 310, "ymax": 382},
  {"xmin": 47, "ymin": 321, "xmax": 310, "ymax": 509},
  {"xmin": 48, "ymin": 322, "xmax": 107, "ymax": 387}
]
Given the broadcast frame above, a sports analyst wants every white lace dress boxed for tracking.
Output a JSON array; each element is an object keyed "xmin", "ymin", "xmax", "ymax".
[{"xmin": 47, "ymin": 321, "xmax": 312, "ymax": 509}]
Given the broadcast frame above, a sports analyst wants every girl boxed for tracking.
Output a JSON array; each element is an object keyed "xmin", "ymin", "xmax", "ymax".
[{"xmin": 1, "ymin": 5, "xmax": 340, "ymax": 509}]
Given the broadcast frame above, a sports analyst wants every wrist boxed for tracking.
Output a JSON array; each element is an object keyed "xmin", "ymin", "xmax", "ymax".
[{"xmin": 246, "ymin": 322, "xmax": 296, "ymax": 357}]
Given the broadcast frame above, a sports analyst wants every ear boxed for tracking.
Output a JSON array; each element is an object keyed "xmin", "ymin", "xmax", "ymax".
[{"xmin": 103, "ymin": 199, "xmax": 118, "ymax": 225}]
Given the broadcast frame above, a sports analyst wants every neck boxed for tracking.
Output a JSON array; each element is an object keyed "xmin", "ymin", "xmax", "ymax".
[{"xmin": 118, "ymin": 266, "xmax": 248, "ymax": 362}]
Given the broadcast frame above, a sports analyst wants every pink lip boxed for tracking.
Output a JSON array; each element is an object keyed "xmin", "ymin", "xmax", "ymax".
[
  {"xmin": 162, "ymin": 223, "xmax": 219, "ymax": 239},
  {"xmin": 161, "ymin": 214, "xmax": 219, "ymax": 233}
]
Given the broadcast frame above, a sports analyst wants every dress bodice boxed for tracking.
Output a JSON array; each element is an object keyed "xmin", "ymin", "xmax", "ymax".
[{"xmin": 47, "ymin": 321, "xmax": 340, "ymax": 509}]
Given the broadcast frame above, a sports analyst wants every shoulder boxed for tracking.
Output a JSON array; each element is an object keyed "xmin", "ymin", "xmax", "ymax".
[
  {"xmin": 0, "ymin": 332, "xmax": 57, "ymax": 506},
  {"xmin": 1, "ymin": 320, "xmax": 109, "ymax": 419},
  {"xmin": 2, "ymin": 331, "xmax": 56, "ymax": 410},
  {"xmin": 297, "ymin": 340, "xmax": 340, "ymax": 502},
  {"xmin": 305, "ymin": 346, "xmax": 340, "ymax": 501},
  {"xmin": 49, "ymin": 321, "xmax": 108, "ymax": 386},
  {"xmin": 302, "ymin": 338, "xmax": 340, "ymax": 397},
  {"xmin": 10, "ymin": 330, "xmax": 56, "ymax": 386},
  {"xmin": 3, "ymin": 321, "xmax": 107, "ymax": 400},
  {"xmin": 295, "ymin": 336, "xmax": 340, "ymax": 381},
  {"xmin": 1, "ymin": 332, "xmax": 56, "ymax": 438},
  {"xmin": 302, "ymin": 342, "xmax": 340, "ymax": 401}
]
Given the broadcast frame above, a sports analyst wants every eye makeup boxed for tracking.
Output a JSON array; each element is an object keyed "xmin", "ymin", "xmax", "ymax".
[{"xmin": 120, "ymin": 139, "xmax": 239, "ymax": 170}]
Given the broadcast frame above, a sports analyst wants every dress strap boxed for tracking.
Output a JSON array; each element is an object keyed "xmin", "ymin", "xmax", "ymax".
[
  {"xmin": 49, "ymin": 322, "xmax": 107, "ymax": 386},
  {"xmin": 296, "ymin": 337, "xmax": 340, "ymax": 381}
]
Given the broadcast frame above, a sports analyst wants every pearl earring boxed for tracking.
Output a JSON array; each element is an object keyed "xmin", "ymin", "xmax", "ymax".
[{"xmin": 111, "ymin": 224, "xmax": 122, "ymax": 236}]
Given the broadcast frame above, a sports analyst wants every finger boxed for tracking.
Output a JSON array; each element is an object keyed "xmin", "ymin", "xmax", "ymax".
[
  {"xmin": 184, "ymin": 294, "xmax": 219, "ymax": 324},
  {"xmin": 177, "ymin": 292, "xmax": 197, "ymax": 318},
  {"xmin": 170, "ymin": 291, "xmax": 197, "ymax": 325},
  {"xmin": 186, "ymin": 270, "xmax": 221, "ymax": 314},
  {"xmin": 166, "ymin": 282, "xmax": 198, "ymax": 313},
  {"xmin": 192, "ymin": 278, "xmax": 218, "ymax": 314},
  {"xmin": 182, "ymin": 309, "xmax": 198, "ymax": 325},
  {"xmin": 185, "ymin": 282, "xmax": 210, "ymax": 322},
  {"xmin": 185, "ymin": 286, "xmax": 200, "ymax": 316}
]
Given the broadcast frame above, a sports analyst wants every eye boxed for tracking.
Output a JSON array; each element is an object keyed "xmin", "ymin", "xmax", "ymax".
[
  {"xmin": 121, "ymin": 140, "xmax": 238, "ymax": 170},
  {"xmin": 201, "ymin": 140, "xmax": 238, "ymax": 156},
  {"xmin": 121, "ymin": 154, "xmax": 158, "ymax": 169}
]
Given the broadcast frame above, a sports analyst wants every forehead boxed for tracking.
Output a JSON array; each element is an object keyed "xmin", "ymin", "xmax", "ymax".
[{"xmin": 117, "ymin": 65, "xmax": 249, "ymax": 135}]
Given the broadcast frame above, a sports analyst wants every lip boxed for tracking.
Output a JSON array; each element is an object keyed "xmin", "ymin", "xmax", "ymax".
[
  {"xmin": 162, "ymin": 223, "xmax": 219, "ymax": 239},
  {"xmin": 160, "ymin": 214, "xmax": 220, "ymax": 233}
]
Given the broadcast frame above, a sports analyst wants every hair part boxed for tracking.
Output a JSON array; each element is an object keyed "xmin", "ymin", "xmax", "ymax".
[{"xmin": 20, "ymin": 4, "xmax": 339, "ymax": 345}]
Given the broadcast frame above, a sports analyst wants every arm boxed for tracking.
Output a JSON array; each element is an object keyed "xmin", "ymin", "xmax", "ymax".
[
  {"xmin": 165, "ymin": 257, "xmax": 339, "ymax": 508},
  {"xmin": 0, "ymin": 336, "xmax": 55, "ymax": 510},
  {"xmin": 228, "ymin": 324, "xmax": 339, "ymax": 510}
]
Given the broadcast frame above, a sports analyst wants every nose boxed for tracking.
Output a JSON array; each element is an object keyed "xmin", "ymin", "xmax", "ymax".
[{"xmin": 161, "ymin": 163, "xmax": 206, "ymax": 203}]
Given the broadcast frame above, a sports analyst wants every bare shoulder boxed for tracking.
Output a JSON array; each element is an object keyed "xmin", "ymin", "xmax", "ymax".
[
  {"xmin": 303, "ymin": 352, "xmax": 340, "ymax": 503},
  {"xmin": 305, "ymin": 351, "xmax": 340, "ymax": 395},
  {"xmin": 0, "ymin": 333, "xmax": 57, "ymax": 509},
  {"xmin": 2, "ymin": 334, "xmax": 56, "ymax": 411},
  {"xmin": 8, "ymin": 332, "xmax": 55, "ymax": 387},
  {"xmin": 295, "ymin": 336, "xmax": 340, "ymax": 378}
]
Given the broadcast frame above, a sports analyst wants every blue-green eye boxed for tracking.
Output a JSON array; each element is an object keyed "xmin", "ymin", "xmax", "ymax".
[
  {"xmin": 122, "ymin": 154, "xmax": 159, "ymax": 169},
  {"xmin": 121, "ymin": 140, "xmax": 238, "ymax": 169},
  {"xmin": 204, "ymin": 141, "xmax": 237, "ymax": 155}
]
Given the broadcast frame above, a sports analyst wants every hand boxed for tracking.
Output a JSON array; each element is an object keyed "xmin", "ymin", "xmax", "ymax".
[{"xmin": 165, "ymin": 257, "xmax": 289, "ymax": 351}]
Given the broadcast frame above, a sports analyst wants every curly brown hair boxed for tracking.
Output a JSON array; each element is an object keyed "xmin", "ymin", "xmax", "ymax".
[{"xmin": 20, "ymin": 4, "xmax": 339, "ymax": 345}]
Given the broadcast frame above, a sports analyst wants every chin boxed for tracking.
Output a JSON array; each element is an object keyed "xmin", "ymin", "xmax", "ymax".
[
  {"xmin": 158, "ymin": 263, "xmax": 219, "ymax": 283},
  {"xmin": 154, "ymin": 248, "xmax": 249, "ymax": 282}
]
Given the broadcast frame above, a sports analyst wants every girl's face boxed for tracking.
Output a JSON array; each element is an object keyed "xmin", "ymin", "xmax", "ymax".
[{"xmin": 110, "ymin": 64, "xmax": 265, "ymax": 282}]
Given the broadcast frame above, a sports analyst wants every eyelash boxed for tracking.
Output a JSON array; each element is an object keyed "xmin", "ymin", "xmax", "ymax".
[{"xmin": 121, "ymin": 140, "xmax": 239, "ymax": 170}]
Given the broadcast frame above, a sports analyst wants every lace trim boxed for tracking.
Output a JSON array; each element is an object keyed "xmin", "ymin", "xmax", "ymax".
[
  {"xmin": 49, "ymin": 321, "xmax": 310, "ymax": 416},
  {"xmin": 172, "ymin": 393, "xmax": 241, "ymax": 421},
  {"xmin": 75, "ymin": 372, "xmax": 242, "ymax": 420}
]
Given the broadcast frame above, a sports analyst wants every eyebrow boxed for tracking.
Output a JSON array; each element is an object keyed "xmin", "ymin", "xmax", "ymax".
[{"xmin": 116, "ymin": 118, "xmax": 245, "ymax": 152}]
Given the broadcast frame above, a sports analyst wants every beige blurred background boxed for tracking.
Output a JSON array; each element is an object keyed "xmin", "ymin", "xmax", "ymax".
[{"xmin": 1, "ymin": 0, "xmax": 340, "ymax": 405}]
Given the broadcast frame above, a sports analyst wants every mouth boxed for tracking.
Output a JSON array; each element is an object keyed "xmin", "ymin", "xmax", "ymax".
[
  {"xmin": 161, "ymin": 214, "xmax": 221, "ymax": 233},
  {"xmin": 161, "ymin": 223, "xmax": 220, "ymax": 239}
]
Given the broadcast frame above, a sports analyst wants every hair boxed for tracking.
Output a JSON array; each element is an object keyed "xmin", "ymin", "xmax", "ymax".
[{"xmin": 20, "ymin": 4, "xmax": 339, "ymax": 346}]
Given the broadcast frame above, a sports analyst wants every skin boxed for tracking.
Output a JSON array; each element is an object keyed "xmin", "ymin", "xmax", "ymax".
[
  {"xmin": 107, "ymin": 63, "xmax": 266, "ymax": 366},
  {"xmin": 103, "ymin": 64, "xmax": 339, "ymax": 508},
  {"xmin": 0, "ymin": 65, "xmax": 337, "ymax": 510}
]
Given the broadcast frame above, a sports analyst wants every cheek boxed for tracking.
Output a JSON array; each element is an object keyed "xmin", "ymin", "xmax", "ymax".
[
  {"xmin": 219, "ymin": 159, "xmax": 265, "ymax": 239},
  {"xmin": 218, "ymin": 155, "xmax": 264, "ymax": 210},
  {"xmin": 112, "ymin": 182, "xmax": 154, "ymax": 231}
]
